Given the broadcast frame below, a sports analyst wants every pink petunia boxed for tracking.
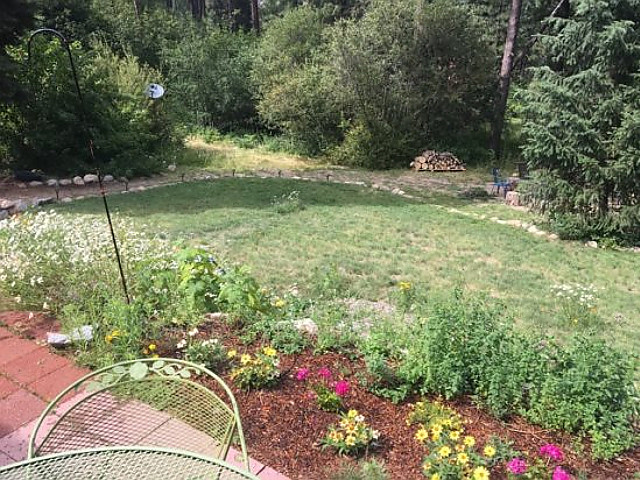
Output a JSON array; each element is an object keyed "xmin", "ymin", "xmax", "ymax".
[
  {"xmin": 506, "ymin": 458, "xmax": 527, "ymax": 475},
  {"xmin": 552, "ymin": 466, "xmax": 571, "ymax": 480},
  {"xmin": 295, "ymin": 368, "xmax": 310, "ymax": 381},
  {"xmin": 540, "ymin": 444, "xmax": 564, "ymax": 462},
  {"xmin": 334, "ymin": 380, "xmax": 350, "ymax": 397},
  {"xmin": 318, "ymin": 367, "xmax": 332, "ymax": 380}
]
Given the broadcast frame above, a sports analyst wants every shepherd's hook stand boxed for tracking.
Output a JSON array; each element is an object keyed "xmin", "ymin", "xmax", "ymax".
[{"xmin": 28, "ymin": 28, "xmax": 130, "ymax": 304}]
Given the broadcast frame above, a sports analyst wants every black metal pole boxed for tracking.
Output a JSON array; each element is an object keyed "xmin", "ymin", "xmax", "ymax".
[{"xmin": 27, "ymin": 28, "xmax": 131, "ymax": 304}]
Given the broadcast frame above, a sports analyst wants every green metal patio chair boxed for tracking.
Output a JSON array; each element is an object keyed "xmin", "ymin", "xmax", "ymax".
[
  {"xmin": 27, "ymin": 359, "xmax": 250, "ymax": 471},
  {"xmin": 0, "ymin": 446, "xmax": 260, "ymax": 480}
]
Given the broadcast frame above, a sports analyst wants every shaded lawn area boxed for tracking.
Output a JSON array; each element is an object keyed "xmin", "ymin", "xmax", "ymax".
[{"xmin": 58, "ymin": 177, "xmax": 640, "ymax": 352}]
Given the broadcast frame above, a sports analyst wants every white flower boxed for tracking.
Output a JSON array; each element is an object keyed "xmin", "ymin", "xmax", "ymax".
[
  {"xmin": 355, "ymin": 415, "xmax": 365, "ymax": 423},
  {"xmin": 42, "ymin": 302, "xmax": 49, "ymax": 311},
  {"xmin": 14, "ymin": 296, "xmax": 21, "ymax": 304},
  {"xmin": 371, "ymin": 430, "xmax": 380, "ymax": 440},
  {"xmin": 176, "ymin": 339, "xmax": 187, "ymax": 349}
]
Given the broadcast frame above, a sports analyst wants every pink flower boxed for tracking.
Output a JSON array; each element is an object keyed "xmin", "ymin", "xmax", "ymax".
[
  {"xmin": 295, "ymin": 368, "xmax": 310, "ymax": 381},
  {"xmin": 334, "ymin": 380, "xmax": 350, "ymax": 397},
  {"xmin": 506, "ymin": 458, "xmax": 527, "ymax": 475},
  {"xmin": 318, "ymin": 367, "xmax": 332, "ymax": 380},
  {"xmin": 540, "ymin": 444, "xmax": 564, "ymax": 462},
  {"xmin": 552, "ymin": 466, "xmax": 571, "ymax": 480}
]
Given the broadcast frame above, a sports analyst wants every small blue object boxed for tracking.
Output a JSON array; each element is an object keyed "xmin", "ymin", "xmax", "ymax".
[{"xmin": 491, "ymin": 168, "xmax": 510, "ymax": 196}]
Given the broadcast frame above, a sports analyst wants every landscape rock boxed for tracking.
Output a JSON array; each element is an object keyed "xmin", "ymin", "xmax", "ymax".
[
  {"xmin": 103, "ymin": 174, "xmax": 114, "ymax": 183},
  {"xmin": 17, "ymin": 183, "xmax": 27, "ymax": 189},
  {"xmin": 12, "ymin": 200, "xmax": 29, "ymax": 213},
  {"xmin": 586, "ymin": 240, "xmax": 598, "ymax": 248},
  {"xmin": 46, "ymin": 179, "xmax": 59, "ymax": 187},
  {"xmin": 61, "ymin": 197, "xmax": 73, "ymax": 203},
  {"xmin": 204, "ymin": 312, "xmax": 228, "ymax": 322},
  {"xmin": 167, "ymin": 164, "xmax": 177, "ymax": 172},
  {"xmin": 549, "ymin": 234, "xmax": 559, "ymax": 240},
  {"xmin": 83, "ymin": 174, "xmax": 99, "ymax": 184},
  {"xmin": 0, "ymin": 211, "xmax": 8, "ymax": 220},
  {"xmin": 0, "ymin": 199, "xmax": 15, "ymax": 210},
  {"xmin": 292, "ymin": 318, "xmax": 318, "ymax": 336},
  {"xmin": 28, "ymin": 181, "xmax": 44, "ymax": 187},
  {"xmin": 34, "ymin": 197, "xmax": 55, "ymax": 206},
  {"xmin": 59, "ymin": 179, "xmax": 73, "ymax": 186},
  {"xmin": 72, "ymin": 176, "xmax": 84, "ymax": 186},
  {"xmin": 47, "ymin": 332, "xmax": 70, "ymax": 347}
]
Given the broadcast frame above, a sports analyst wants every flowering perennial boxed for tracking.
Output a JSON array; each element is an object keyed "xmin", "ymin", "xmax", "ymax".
[{"xmin": 321, "ymin": 409, "xmax": 379, "ymax": 456}]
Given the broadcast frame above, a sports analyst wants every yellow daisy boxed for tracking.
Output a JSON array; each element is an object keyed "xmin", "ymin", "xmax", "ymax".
[
  {"xmin": 438, "ymin": 446, "xmax": 451, "ymax": 458},
  {"xmin": 240, "ymin": 354, "xmax": 252, "ymax": 365},
  {"xmin": 483, "ymin": 445, "xmax": 496, "ymax": 458},
  {"xmin": 472, "ymin": 466, "xmax": 490, "ymax": 480},
  {"xmin": 415, "ymin": 428, "xmax": 429, "ymax": 442},
  {"xmin": 456, "ymin": 452, "xmax": 469, "ymax": 465},
  {"xmin": 463, "ymin": 436, "xmax": 476, "ymax": 447}
]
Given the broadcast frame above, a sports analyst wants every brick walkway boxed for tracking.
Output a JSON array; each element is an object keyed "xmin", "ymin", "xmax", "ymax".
[{"xmin": 0, "ymin": 325, "xmax": 288, "ymax": 479}]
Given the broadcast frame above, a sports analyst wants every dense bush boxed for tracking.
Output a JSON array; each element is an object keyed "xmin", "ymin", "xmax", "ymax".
[
  {"xmin": 5, "ymin": 40, "xmax": 180, "ymax": 176},
  {"xmin": 361, "ymin": 291, "xmax": 639, "ymax": 459},
  {"xmin": 253, "ymin": 6, "xmax": 342, "ymax": 154},
  {"xmin": 521, "ymin": 0, "xmax": 640, "ymax": 243},
  {"xmin": 162, "ymin": 27, "xmax": 257, "ymax": 130},
  {"xmin": 327, "ymin": 0, "xmax": 495, "ymax": 168}
]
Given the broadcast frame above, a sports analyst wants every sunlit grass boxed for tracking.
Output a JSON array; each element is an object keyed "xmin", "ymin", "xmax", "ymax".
[
  {"xmin": 58, "ymin": 177, "xmax": 640, "ymax": 353},
  {"xmin": 182, "ymin": 137, "xmax": 328, "ymax": 171}
]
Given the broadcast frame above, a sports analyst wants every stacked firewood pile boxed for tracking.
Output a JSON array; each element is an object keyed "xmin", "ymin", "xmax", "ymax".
[{"xmin": 410, "ymin": 150, "xmax": 466, "ymax": 171}]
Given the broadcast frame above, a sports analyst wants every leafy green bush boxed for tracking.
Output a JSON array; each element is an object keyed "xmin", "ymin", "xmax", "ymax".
[
  {"xmin": 6, "ymin": 39, "xmax": 181, "ymax": 176},
  {"xmin": 182, "ymin": 338, "xmax": 227, "ymax": 370},
  {"xmin": 326, "ymin": 0, "xmax": 495, "ymax": 168},
  {"xmin": 360, "ymin": 291, "xmax": 639, "ymax": 459},
  {"xmin": 328, "ymin": 460, "xmax": 388, "ymax": 480},
  {"xmin": 254, "ymin": 6, "xmax": 342, "ymax": 155}
]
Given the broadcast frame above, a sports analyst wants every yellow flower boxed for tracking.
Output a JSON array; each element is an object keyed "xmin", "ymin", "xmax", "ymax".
[
  {"xmin": 345, "ymin": 435, "xmax": 356, "ymax": 446},
  {"xmin": 422, "ymin": 462, "xmax": 432, "ymax": 473},
  {"xmin": 336, "ymin": 432, "xmax": 344, "ymax": 441},
  {"xmin": 227, "ymin": 349, "xmax": 237, "ymax": 358},
  {"xmin": 240, "ymin": 354, "xmax": 252, "ymax": 365},
  {"xmin": 449, "ymin": 430, "xmax": 461, "ymax": 441},
  {"xmin": 345, "ymin": 423, "xmax": 357, "ymax": 434},
  {"xmin": 483, "ymin": 445, "xmax": 496, "ymax": 458},
  {"xmin": 472, "ymin": 466, "xmax": 490, "ymax": 480},
  {"xmin": 455, "ymin": 444, "xmax": 465, "ymax": 453},
  {"xmin": 274, "ymin": 298, "xmax": 286, "ymax": 308},
  {"xmin": 399, "ymin": 281, "xmax": 412, "ymax": 291},
  {"xmin": 415, "ymin": 428, "xmax": 429, "ymax": 442},
  {"xmin": 152, "ymin": 354, "xmax": 159, "ymax": 359},
  {"xmin": 438, "ymin": 446, "xmax": 451, "ymax": 458},
  {"xmin": 441, "ymin": 418, "xmax": 453, "ymax": 427},
  {"xmin": 463, "ymin": 436, "xmax": 476, "ymax": 447},
  {"xmin": 111, "ymin": 330, "xmax": 121, "ymax": 337},
  {"xmin": 347, "ymin": 409, "xmax": 358, "ymax": 419},
  {"xmin": 148, "ymin": 344, "xmax": 157, "ymax": 352},
  {"xmin": 262, "ymin": 346, "xmax": 277, "ymax": 357},
  {"xmin": 430, "ymin": 474, "xmax": 441, "ymax": 480},
  {"xmin": 105, "ymin": 335, "xmax": 113, "ymax": 343},
  {"xmin": 431, "ymin": 424, "xmax": 443, "ymax": 436},
  {"xmin": 456, "ymin": 452, "xmax": 469, "ymax": 465}
]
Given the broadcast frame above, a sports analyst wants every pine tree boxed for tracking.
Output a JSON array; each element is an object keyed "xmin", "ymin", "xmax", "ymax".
[{"xmin": 521, "ymin": 0, "xmax": 640, "ymax": 242}]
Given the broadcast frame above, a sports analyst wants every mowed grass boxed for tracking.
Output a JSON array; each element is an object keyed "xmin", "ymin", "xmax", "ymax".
[{"xmin": 58, "ymin": 177, "xmax": 640, "ymax": 352}]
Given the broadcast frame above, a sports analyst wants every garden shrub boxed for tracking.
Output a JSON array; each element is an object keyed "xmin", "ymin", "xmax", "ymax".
[
  {"xmin": 6, "ymin": 39, "xmax": 181, "ymax": 176},
  {"xmin": 363, "ymin": 291, "xmax": 639, "ymax": 459}
]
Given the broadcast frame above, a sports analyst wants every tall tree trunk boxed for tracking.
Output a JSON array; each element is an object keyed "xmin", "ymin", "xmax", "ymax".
[
  {"xmin": 491, "ymin": 0, "xmax": 522, "ymax": 161},
  {"xmin": 132, "ymin": 0, "xmax": 140, "ymax": 18},
  {"xmin": 251, "ymin": 0, "xmax": 260, "ymax": 34}
]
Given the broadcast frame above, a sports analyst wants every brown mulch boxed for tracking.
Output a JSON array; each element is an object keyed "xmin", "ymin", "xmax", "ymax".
[
  {"xmin": 3, "ymin": 310, "xmax": 640, "ymax": 479},
  {"xmin": 190, "ymin": 320, "xmax": 640, "ymax": 480}
]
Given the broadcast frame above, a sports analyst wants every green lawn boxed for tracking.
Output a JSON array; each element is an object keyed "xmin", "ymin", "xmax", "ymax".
[{"xmin": 58, "ymin": 176, "xmax": 640, "ymax": 353}]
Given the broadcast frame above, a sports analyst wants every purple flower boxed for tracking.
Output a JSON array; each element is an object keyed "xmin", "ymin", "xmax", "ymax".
[
  {"xmin": 506, "ymin": 458, "xmax": 527, "ymax": 475},
  {"xmin": 540, "ymin": 444, "xmax": 564, "ymax": 462},
  {"xmin": 334, "ymin": 380, "xmax": 350, "ymax": 397},
  {"xmin": 552, "ymin": 466, "xmax": 571, "ymax": 480},
  {"xmin": 295, "ymin": 368, "xmax": 310, "ymax": 381},
  {"xmin": 318, "ymin": 367, "xmax": 332, "ymax": 381}
]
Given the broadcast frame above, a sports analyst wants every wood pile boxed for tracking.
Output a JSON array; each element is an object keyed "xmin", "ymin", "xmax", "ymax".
[{"xmin": 410, "ymin": 150, "xmax": 466, "ymax": 172}]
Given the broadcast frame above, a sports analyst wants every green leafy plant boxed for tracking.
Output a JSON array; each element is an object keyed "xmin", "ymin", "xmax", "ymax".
[
  {"xmin": 177, "ymin": 248, "xmax": 224, "ymax": 312},
  {"xmin": 550, "ymin": 283, "xmax": 601, "ymax": 329},
  {"xmin": 321, "ymin": 409, "xmax": 379, "ymax": 456},
  {"xmin": 177, "ymin": 331, "xmax": 227, "ymax": 370},
  {"xmin": 229, "ymin": 346, "xmax": 281, "ymax": 390},
  {"xmin": 328, "ymin": 459, "xmax": 388, "ymax": 480},
  {"xmin": 271, "ymin": 190, "xmax": 304, "ymax": 214}
]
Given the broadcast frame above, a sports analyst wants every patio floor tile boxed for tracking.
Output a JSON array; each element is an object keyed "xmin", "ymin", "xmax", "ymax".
[
  {"xmin": 0, "ymin": 390, "xmax": 46, "ymax": 437},
  {"xmin": 3, "ymin": 348, "xmax": 69, "ymax": 386},
  {"xmin": 0, "ymin": 337, "xmax": 41, "ymax": 367}
]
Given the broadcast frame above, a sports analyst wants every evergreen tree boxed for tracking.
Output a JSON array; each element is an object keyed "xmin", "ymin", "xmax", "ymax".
[{"xmin": 521, "ymin": 0, "xmax": 640, "ymax": 242}]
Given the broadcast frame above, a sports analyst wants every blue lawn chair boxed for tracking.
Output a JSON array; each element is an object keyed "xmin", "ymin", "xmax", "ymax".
[{"xmin": 491, "ymin": 168, "xmax": 510, "ymax": 196}]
